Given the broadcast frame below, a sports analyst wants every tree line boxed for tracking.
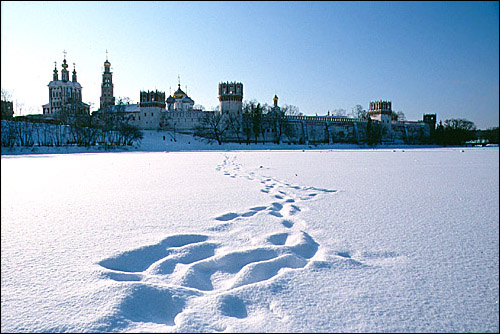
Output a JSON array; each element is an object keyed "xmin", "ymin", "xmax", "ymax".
[
  {"xmin": 434, "ymin": 119, "xmax": 498, "ymax": 146},
  {"xmin": 1, "ymin": 111, "xmax": 143, "ymax": 149}
]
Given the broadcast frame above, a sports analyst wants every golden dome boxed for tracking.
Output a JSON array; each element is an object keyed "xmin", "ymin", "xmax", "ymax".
[{"xmin": 172, "ymin": 84, "xmax": 186, "ymax": 99}]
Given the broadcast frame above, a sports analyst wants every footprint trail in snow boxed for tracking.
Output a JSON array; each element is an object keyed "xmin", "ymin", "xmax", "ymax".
[{"xmin": 96, "ymin": 153, "xmax": 399, "ymax": 331}]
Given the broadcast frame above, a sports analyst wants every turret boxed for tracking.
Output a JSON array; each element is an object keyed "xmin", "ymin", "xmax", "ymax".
[
  {"xmin": 72, "ymin": 63, "xmax": 77, "ymax": 82},
  {"xmin": 369, "ymin": 100, "xmax": 392, "ymax": 125},
  {"xmin": 218, "ymin": 81, "xmax": 243, "ymax": 115},
  {"xmin": 53, "ymin": 62, "xmax": 58, "ymax": 81}
]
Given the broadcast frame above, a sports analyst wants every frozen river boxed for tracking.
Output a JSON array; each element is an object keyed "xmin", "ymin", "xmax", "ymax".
[{"xmin": 1, "ymin": 147, "xmax": 498, "ymax": 332}]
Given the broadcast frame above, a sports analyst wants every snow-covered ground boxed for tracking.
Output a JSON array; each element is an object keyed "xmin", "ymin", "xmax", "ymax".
[{"xmin": 1, "ymin": 143, "xmax": 498, "ymax": 332}]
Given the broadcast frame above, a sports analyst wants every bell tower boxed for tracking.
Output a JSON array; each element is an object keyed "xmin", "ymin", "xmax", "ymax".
[{"xmin": 100, "ymin": 50, "xmax": 115, "ymax": 110}]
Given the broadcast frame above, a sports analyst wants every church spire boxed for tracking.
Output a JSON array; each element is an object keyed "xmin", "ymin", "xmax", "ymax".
[{"xmin": 103, "ymin": 50, "xmax": 111, "ymax": 73}]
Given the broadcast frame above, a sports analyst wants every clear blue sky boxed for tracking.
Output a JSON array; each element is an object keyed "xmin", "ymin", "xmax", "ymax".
[{"xmin": 1, "ymin": 1, "xmax": 498, "ymax": 128}]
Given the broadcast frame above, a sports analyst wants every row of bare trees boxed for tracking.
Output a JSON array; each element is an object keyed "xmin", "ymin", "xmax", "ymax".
[
  {"xmin": 192, "ymin": 100, "xmax": 304, "ymax": 145},
  {"xmin": 1, "ymin": 112, "xmax": 143, "ymax": 149}
]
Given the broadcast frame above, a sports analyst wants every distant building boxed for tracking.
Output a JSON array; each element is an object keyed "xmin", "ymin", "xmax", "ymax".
[
  {"xmin": 42, "ymin": 53, "xmax": 90, "ymax": 117},
  {"xmin": 423, "ymin": 113, "xmax": 437, "ymax": 138},
  {"xmin": 1, "ymin": 100, "xmax": 14, "ymax": 119}
]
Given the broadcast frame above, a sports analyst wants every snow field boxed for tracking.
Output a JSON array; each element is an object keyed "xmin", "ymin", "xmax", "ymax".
[{"xmin": 1, "ymin": 147, "xmax": 498, "ymax": 332}]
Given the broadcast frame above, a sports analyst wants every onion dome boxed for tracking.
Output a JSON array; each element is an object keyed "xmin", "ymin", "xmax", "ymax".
[
  {"xmin": 62, "ymin": 58, "xmax": 69, "ymax": 70},
  {"xmin": 172, "ymin": 84, "xmax": 186, "ymax": 99},
  {"xmin": 182, "ymin": 96, "xmax": 194, "ymax": 104},
  {"xmin": 166, "ymin": 95, "xmax": 175, "ymax": 103}
]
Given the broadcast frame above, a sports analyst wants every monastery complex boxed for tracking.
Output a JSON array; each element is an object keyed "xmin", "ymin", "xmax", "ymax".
[{"xmin": 41, "ymin": 53, "xmax": 437, "ymax": 145}]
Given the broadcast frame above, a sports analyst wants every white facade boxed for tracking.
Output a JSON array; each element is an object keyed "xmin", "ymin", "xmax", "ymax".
[
  {"xmin": 166, "ymin": 109, "xmax": 206, "ymax": 133},
  {"xmin": 134, "ymin": 106, "xmax": 164, "ymax": 130},
  {"xmin": 164, "ymin": 83, "xmax": 207, "ymax": 132},
  {"xmin": 43, "ymin": 57, "xmax": 89, "ymax": 116},
  {"xmin": 218, "ymin": 82, "xmax": 243, "ymax": 115}
]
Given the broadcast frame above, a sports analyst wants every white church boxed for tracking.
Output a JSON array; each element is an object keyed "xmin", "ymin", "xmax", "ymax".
[{"xmin": 42, "ymin": 52, "xmax": 90, "ymax": 116}]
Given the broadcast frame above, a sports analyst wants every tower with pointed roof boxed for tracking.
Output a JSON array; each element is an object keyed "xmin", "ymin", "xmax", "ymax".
[
  {"xmin": 270, "ymin": 94, "xmax": 281, "ymax": 113},
  {"xmin": 42, "ymin": 51, "xmax": 89, "ymax": 116},
  {"xmin": 100, "ymin": 51, "xmax": 115, "ymax": 110}
]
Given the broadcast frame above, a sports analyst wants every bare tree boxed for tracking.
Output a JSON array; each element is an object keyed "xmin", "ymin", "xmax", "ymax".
[
  {"xmin": 116, "ymin": 96, "xmax": 132, "ymax": 105},
  {"xmin": 1, "ymin": 120, "xmax": 17, "ymax": 147},
  {"xmin": 390, "ymin": 110, "xmax": 406, "ymax": 122},
  {"xmin": 282, "ymin": 104, "xmax": 303, "ymax": 116},
  {"xmin": 227, "ymin": 113, "xmax": 243, "ymax": 144},
  {"xmin": 195, "ymin": 111, "xmax": 227, "ymax": 145},
  {"xmin": 15, "ymin": 100, "xmax": 24, "ymax": 117},
  {"xmin": 331, "ymin": 108, "xmax": 347, "ymax": 117},
  {"xmin": 1, "ymin": 89, "xmax": 12, "ymax": 101},
  {"xmin": 350, "ymin": 105, "xmax": 369, "ymax": 119},
  {"xmin": 194, "ymin": 104, "xmax": 205, "ymax": 111}
]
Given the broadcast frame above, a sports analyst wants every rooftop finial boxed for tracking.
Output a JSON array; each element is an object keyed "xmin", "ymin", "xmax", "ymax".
[
  {"xmin": 178, "ymin": 74, "xmax": 180, "ymax": 87},
  {"xmin": 106, "ymin": 49, "xmax": 108, "ymax": 61},
  {"xmin": 63, "ymin": 50, "xmax": 67, "ymax": 60}
]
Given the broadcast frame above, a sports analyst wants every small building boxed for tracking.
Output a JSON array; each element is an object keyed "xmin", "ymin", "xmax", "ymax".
[{"xmin": 1, "ymin": 100, "xmax": 14, "ymax": 119}]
